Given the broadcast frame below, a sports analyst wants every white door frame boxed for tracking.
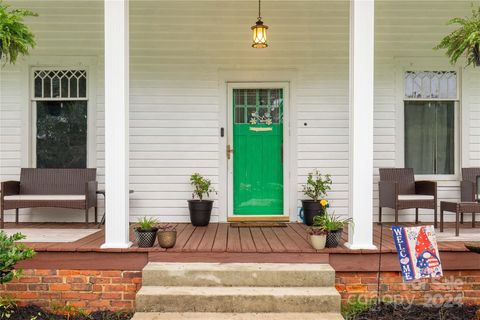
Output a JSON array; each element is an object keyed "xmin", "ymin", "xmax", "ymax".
[{"xmin": 226, "ymin": 82, "xmax": 291, "ymax": 220}]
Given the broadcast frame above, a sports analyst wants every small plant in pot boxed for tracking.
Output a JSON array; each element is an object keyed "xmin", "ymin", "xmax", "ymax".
[
  {"xmin": 434, "ymin": 5, "xmax": 480, "ymax": 67},
  {"xmin": 188, "ymin": 173, "xmax": 216, "ymax": 226},
  {"xmin": 308, "ymin": 227, "xmax": 328, "ymax": 250},
  {"xmin": 157, "ymin": 224, "xmax": 177, "ymax": 249},
  {"xmin": 314, "ymin": 212, "xmax": 353, "ymax": 248},
  {"xmin": 135, "ymin": 217, "xmax": 158, "ymax": 248},
  {"xmin": 301, "ymin": 170, "xmax": 332, "ymax": 226}
]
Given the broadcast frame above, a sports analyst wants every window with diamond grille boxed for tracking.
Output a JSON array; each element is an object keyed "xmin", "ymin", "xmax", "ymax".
[
  {"xmin": 404, "ymin": 71, "xmax": 457, "ymax": 100},
  {"xmin": 33, "ymin": 70, "xmax": 87, "ymax": 99},
  {"xmin": 32, "ymin": 69, "xmax": 88, "ymax": 168},
  {"xmin": 403, "ymin": 71, "xmax": 458, "ymax": 175}
]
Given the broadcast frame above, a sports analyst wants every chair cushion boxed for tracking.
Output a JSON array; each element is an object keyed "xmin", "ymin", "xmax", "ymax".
[
  {"xmin": 4, "ymin": 195, "xmax": 85, "ymax": 201},
  {"xmin": 398, "ymin": 194, "xmax": 434, "ymax": 201}
]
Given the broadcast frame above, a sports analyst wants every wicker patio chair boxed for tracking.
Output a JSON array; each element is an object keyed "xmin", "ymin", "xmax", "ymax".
[
  {"xmin": 378, "ymin": 168, "xmax": 437, "ymax": 226},
  {"xmin": 0, "ymin": 168, "xmax": 97, "ymax": 228},
  {"xmin": 461, "ymin": 167, "xmax": 480, "ymax": 202}
]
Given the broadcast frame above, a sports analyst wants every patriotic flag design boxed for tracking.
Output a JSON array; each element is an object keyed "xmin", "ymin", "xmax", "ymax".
[{"xmin": 392, "ymin": 225, "xmax": 443, "ymax": 282}]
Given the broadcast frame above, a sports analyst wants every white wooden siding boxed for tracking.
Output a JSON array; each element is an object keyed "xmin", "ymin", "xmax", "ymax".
[{"xmin": 0, "ymin": 0, "xmax": 478, "ymax": 223}]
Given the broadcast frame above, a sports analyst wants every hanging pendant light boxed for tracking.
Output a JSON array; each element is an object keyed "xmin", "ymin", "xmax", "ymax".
[{"xmin": 251, "ymin": 0, "xmax": 268, "ymax": 48}]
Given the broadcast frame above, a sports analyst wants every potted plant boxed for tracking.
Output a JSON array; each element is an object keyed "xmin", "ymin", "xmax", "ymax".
[
  {"xmin": 157, "ymin": 224, "xmax": 177, "ymax": 249},
  {"xmin": 308, "ymin": 227, "xmax": 327, "ymax": 250},
  {"xmin": 0, "ymin": 3, "xmax": 37, "ymax": 64},
  {"xmin": 301, "ymin": 170, "xmax": 332, "ymax": 226},
  {"xmin": 314, "ymin": 212, "xmax": 353, "ymax": 248},
  {"xmin": 135, "ymin": 217, "xmax": 158, "ymax": 248},
  {"xmin": 188, "ymin": 173, "xmax": 216, "ymax": 226},
  {"xmin": 434, "ymin": 6, "xmax": 480, "ymax": 67}
]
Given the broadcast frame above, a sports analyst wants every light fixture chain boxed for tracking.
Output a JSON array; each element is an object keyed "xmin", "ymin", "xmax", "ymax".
[{"xmin": 258, "ymin": 0, "xmax": 261, "ymax": 19}]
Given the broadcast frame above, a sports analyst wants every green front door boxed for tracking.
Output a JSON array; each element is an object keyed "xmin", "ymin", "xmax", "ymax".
[{"xmin": 233, "ymin": 88, "xmax": 284, "ymax": 215}]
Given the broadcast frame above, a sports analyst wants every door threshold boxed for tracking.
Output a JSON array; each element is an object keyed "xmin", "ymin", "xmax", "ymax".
[{"xmin": 227, "ymin": 216, "xmax": 290, "ymax": 222}]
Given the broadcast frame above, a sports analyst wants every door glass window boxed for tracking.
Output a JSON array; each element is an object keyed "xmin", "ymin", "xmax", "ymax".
[{"xmin": 233, "ymin": 89, "xmax": 283, "ymax": 124}]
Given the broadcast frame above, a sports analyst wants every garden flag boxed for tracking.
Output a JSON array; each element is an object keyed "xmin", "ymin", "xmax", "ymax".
[{"xmin": 392, "ymin": 225, "xmax": 443, "ymax": 282}]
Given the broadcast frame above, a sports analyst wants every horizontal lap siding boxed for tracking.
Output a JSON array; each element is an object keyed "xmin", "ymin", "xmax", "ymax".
[{"xmin": 1, "ymin": 0, "xmax": 478, "ymax": 223}]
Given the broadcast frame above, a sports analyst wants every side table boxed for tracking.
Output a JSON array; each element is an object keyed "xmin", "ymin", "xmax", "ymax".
[
  {"xmin": 440, "ymin": 201, "xmax": 480, "ymax": 236},
  {"xmin": 97, "ymin": 189, "xmax": 134, "ymax": 227}
]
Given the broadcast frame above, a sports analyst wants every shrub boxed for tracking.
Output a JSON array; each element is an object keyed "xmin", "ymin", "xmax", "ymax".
[
  {"xmin": 190, "ymin": 173, "xmax": 216, "ymax": 201},
  {"xmin": 0, "ymin": 231, "xmax": 36, "ymax": 284},
  {"xmin": 302, "ymin": 169, "xmax": 332, "ymax": 201}
]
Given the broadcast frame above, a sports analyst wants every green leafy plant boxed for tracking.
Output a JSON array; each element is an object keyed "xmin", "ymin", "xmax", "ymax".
[
  {"xmin": 0, "ymin": 1, "xmax": 37, "ymax": 64},
  {"xmin": 434, "ymin": 5, "xmax": 480, "ymax": 67},
  {"xmin": 313, "ymin": 211, "xmax": 353, "ymax": 232},
  {"xmin": 341, "ymin": 297, "xmax": 375, "ymax": 320},
  {"xmin": 0, "ymin": 231, "xmax": 36, "ymax": 285},
  {"xmin": 302, "ymin": 169, "xmax": 332, "ymax": 201},
  {"xmin": 136, "ymin": 216, "xmax": 158, "ymax": 231},
  {"xmin": 190, "ymin": 173, "xmax": 216, "ymax": 201},
  {"xmin": 0, "ymin": 295, "xmax": 17, "ymax": 319},
  {"xmin": 51, "ymin": 301, "xmax": 90, "ymax": 320}
]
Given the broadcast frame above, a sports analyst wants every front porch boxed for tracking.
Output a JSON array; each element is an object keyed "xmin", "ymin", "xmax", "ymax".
[{"xmin": 4, "ymin": 222, "xmax": 476, "ymax": 269}]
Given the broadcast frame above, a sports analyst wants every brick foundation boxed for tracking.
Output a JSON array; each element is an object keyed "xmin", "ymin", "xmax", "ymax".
[
  {"xmin": 1, "ymin": 268, "xmax": 479, "ymax": 312},
  {"xmin": 0, "ymin": 269, "xmax": 142, "ymax": 312},
  {"xmin": 336, "ymin": 270, "xmax": 480, "ymax": 306}
]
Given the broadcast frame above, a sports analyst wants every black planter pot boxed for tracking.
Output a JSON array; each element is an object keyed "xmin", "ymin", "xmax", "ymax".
[
  {"xmin": 474, "ymin": 44, "xmax": 480, "ymax": 67},
  {"xmin": 326, "ymin": 229, "xmax": 343, "ymax": 248},
  {"xmin": 301, "ymin": 200, "xmax": 324, "ymax": 226},
  {"xmin": 135, "ymin": 228, "xmax": 158, "ymax": 248},
  {"xmin": 188, "ymin": 200, "xmax": 213, "ymax": 226}
]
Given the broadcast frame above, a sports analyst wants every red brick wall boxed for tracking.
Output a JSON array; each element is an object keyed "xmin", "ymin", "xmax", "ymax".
[
  {"xmin": 336, "ymin": 270, "xmax": 480, "ymax": 306},
  {"xmin": 0, "ymin": 269, "xmax": 142, "ymax": 312}
]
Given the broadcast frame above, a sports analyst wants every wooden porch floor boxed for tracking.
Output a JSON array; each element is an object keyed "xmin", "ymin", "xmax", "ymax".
[{"xmin": 3, "ymin": 222, "xmax": 470, "ymax": 254}]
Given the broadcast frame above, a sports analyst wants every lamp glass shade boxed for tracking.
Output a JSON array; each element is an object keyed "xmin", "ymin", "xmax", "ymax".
[{"xmin": 252, "ymin": 21, "xmax": 268, "ymax": 48}]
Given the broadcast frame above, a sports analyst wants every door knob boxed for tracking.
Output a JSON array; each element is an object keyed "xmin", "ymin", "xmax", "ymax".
[{"xmin": 227, "ymin": 144, "xmax": 234, "ymax": 160}]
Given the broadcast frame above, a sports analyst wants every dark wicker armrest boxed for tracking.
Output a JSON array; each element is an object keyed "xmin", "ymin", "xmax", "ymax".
[
  {"xmin": 1, "ymin": 181, "xmax": 20, "ymax": 198},
  {"xmin": 461, "ymin": 180, "xmax": 475, "ymax": 202},
  {"xmin": 415, "ymin": 181, "xmax": 437, "ymax": 196},
  {"xmin": 85, "ymin": 181, "xmax": 98, "ymax": 208},
  {"xmin": 379, "ymin": 181, "xmax": 398, "ymax": 208}
]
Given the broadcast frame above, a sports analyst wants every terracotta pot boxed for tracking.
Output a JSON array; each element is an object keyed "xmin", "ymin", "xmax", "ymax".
[
  {"xmin": 309, "ymin": 234, "xmax": 327, "ymax": 250},
  {"xmin": 188, "ymin": 200, "xmax": 213, "ymax": 226},
  {"xmin": 157, "ymin": 230, "xmax": 177, "ymax": 249}
]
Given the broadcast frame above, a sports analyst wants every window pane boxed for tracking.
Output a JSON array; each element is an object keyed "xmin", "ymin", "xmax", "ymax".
[
  {"xmin": 405, "ymin": 71, "xmax": 457, "ymax": 99},
  {"xmin": 404, "ymin": 101, "xmax": 454, "ymax": 175},
  {"xmin": 36, "ymin": 101, "xmax": 87, "ymax": 168}
]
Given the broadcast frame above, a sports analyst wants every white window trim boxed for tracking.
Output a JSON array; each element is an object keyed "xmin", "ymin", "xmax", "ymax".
[
  {"xmin": 23, "ymin": 57, "xmax": 97, "ymax": 169},
  {"xmin": 394, "ymin": 59, "xmax": 462, "ymax": 181}
]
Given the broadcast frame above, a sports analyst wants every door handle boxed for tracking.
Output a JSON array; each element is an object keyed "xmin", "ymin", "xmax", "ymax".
[{"xmin": 227, "ymin": 144, "xmax": 234, "ymax": 160}]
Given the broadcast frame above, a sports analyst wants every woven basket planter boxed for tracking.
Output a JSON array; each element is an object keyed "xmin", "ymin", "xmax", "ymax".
[
  {"xmin": 135, "ymin": 228, "xmax": 158, "ymax": 248},
  {"xmin": 326, "ymin": 229, "xmax": 343, "ymax": 248}
]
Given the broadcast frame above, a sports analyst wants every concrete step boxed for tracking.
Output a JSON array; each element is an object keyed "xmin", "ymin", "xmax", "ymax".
[
  {"xmin": 135, "ymin": 286, "xmax": 341, "ymax": 313},
  {"xmin": 132, "ymin": 312, "xmax": 344, "ymax": 320},
  {"xmin": 142, "ymin": 263, "xmax": 335, "ymax": 287}
]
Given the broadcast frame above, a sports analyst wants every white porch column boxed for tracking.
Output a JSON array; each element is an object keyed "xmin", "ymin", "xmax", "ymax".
[
  {"xmin": 346, "ymin": 0, "xmax": 376, "ymax": 250},
  {"xmin": 101, "ymin": 0, "xmax": 131, "ymax": 248}
]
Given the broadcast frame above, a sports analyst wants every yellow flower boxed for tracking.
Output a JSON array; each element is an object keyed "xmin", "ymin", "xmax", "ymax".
[{"xmin": 320, "ymin": 199, "xmax": 328, "ymax": 207}]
